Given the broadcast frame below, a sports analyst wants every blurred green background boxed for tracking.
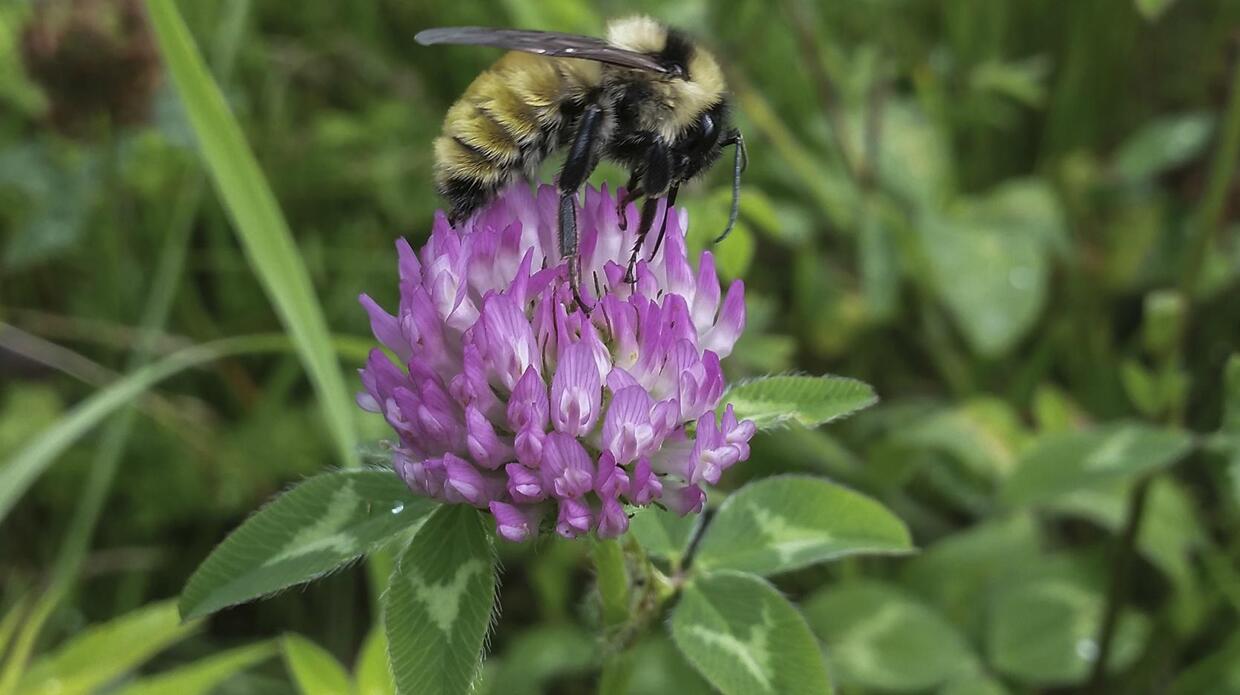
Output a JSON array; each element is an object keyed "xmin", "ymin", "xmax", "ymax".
[{"xmin": 3, "ymin": 0, "xmax": 1240, "ymax": 693}]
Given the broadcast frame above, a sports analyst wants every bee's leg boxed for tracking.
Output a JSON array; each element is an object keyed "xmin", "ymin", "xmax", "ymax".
[
  {"xmin": 625, "ymin": 198, "xmax": 661, "ymax": 284},
  {"xmin": 714, "ymin": 129, "xmax": 747, "ymax": 244},
  {"xmin": 648, "ymin": 183, "xmax": 680, "ymax": 261},
  {"xmin": 617, "ymin": 172, "xmax": 643, "ymax": 229},
  {"xmin": 625, "ymin": 143, "xmax": 672, "ymax": 282},
  {"xmin": 558, "ymin": 102, "xmax": 605, "ymax": 306}
]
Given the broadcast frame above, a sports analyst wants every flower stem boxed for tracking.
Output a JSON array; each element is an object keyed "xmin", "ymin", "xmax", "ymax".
[
  {"xmin": 592, "ymin": 537, "xmax": 635, "ymax": 695},
  {"xmin": 598, "ymin": 649, "xmax": 634, "ymax": 695},
  {"xmin": 591, "ymin": 537, "xmax": 630, "ymax": 630},
  {"xmin": 1087, "ymin": 473, "xmax": 1153, "ymax": 688}
]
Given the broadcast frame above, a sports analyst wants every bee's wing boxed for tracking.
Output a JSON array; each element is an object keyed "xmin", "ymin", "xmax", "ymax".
[{"xmin": 414, "ymin": 27, "xmax": 671, "ymax": 74}]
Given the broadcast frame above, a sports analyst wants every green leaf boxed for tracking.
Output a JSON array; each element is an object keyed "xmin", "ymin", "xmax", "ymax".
[
  {"xmin": 921, "ymin": 211, "xmax": 1043, "ymax": 356},
  {"xmin": 1046, "ymin": 478, "xmax": 1202, "ymax": 581},
  {"xmin": 179, "ymin": 470, "xmax": 434, "ymax": 620},
  {"xmin": 900, "ymin": 515, "xmax": 1041, "ymax": 637},
  {"xmin": 896, "ymin": 398, "xmax": 1029, "ymax": 480},
  {"xmin": 0, "ymin": 3, "xmax": 47, "ymax": 116},
  {"xmin": 625, "ymin": 636, "xmax": 712, "ymax": 695},
  {"xmin": 355, "ymin": 624, "xmax": 396, "ymax": 695},
  {"xmin": 969, "ymin": 57, "xmax": 1051, "ymax": 108},
  {"xmin": 114, "ymin": 641, "xmax": 277, "ymax": 695},
  {"xmin": 1041, "ymin": 477, "xmax": 1206, "ymax": 633},
  {"xmin": 670, "ymin": 570, "xmax": 831, "ymax": 695},
  {"xmin": 628, "ymin": 505, "xmax": 700, "ymax": 567},
  {"xmin": 487, "ymin": 625, "xmax": 597, "ymax": 695},
  {"xmin": 146, "ymin": 0, "xmax": 358, "ymax": 468},
  {"xmin": 1001, "ymin": 423, "xmax": 1193, "ymax": 507},
  {"xmin": 986, "ymin": 576, "xmax": 1150, "ymax": 686},
  {"xmin": 1170, "ymin": 630, "xmax": 1240, "ymax": 695},
  {"xmin": 693, "ymin": 475, "xmax": 912, "ymax": 576},
  {"xmin": 16, "ymin": 600, "xmax": 197, "ymax": 695},
  {"xmin": 1033, "ymin": 385, "xmax": 1087, "ymax": 434},
  {"xmin": 721, "ymin": 375, "xmax": 877, "ymax": 430},
  {"xmin": 1223, "ymin": 354, "xmax": 1240, "ymax": 433},
  {"xmin": 804, "ymin": 581, "xmax": 977, "ymax": 692},
  {"xmin": 1115, "ymin": 113, "xmax": 1212, "ymax": 180},
  {"xmin": 938, "ymin": 673, "xmax": 1011, "ymax": 695},
  {"xmin": 283, "ymin": 634, "xmax": 353, "ymax": 695},
  {"xmin": 919, "ymin": 180, "xmax": 1064, "ymax": 357},
  {"xmin": 0, "ymin": 334, "xmax": 293, "ymax": 525},
  {"xmin": 0, "ymin": 144, "xmax": 98, "ymax": 269},
  {"xmin": 1134, "ymin": 0, "xmax": 1180, "ymax": 20},
  {"xmin": 1120, "ymin": 359, "xmax": 1163, "ymax": 417},
  {"xmin": 846, "ymin": 100, "xmax": 952, "ymax": 210},
  {"xmin": 385, "ymin": 504, "xmax": 497, "ymax": 695},
  {"xmin": 858, "ymin": 197, "xmax": 901, "ymax": 321}
]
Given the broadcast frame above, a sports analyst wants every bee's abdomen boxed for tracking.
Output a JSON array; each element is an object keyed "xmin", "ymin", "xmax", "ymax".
[{"xmin": 434, "ymin": 52, "xmax": 599, "ymax": 222}]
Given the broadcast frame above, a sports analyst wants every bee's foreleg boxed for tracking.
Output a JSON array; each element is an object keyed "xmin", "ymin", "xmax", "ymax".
[
  {"xmin": 617, "ymin": 172, "xmax": 644, "ymax": 229},
  {"xmin": 558, "ymin": 102, "xmax": 605, "ymax": 306},
  {"xmin": 625, "ymin": 143, "xmax": 672, "ymax": 283},
  {"xmin": 626, "ymin": 198, "xmax": 661, "ymax": 284},
  {"xmin": 648, "ymin": 183, "xmax": 679, "ymax": 261},
  {"xmin": 714, "ymin": 129, "xmax": 746, "ymax": 244}
]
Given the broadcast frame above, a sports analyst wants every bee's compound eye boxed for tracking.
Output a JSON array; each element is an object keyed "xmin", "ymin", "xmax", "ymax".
[
  {"xmin": 698, "ymin": 113, "xmax": 716, "ymax": 141},
  {"xmin": 699, "ymin": 113, "xmax": 719, "ymax": 147}
]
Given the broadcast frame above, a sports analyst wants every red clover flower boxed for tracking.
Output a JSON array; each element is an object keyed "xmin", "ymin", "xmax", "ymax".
[{"xmin": 358, "ymin": 184, "xmax": 753, "ymax": 541}]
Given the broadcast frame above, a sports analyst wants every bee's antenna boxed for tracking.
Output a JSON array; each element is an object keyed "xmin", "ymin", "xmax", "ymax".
[{"xmin": 714, "ymin": 130, "xmax": 746, "ymax": 244}]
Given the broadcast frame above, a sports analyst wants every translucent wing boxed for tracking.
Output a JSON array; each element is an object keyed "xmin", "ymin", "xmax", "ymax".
[{"xmin": 415, "ymin": 27, "xmax": 671, "ymax": 74}]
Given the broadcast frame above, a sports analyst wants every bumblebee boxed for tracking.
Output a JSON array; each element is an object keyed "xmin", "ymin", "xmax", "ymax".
[{"xmin": 415, "ymin": 16, "xmax": 746, "ymax": 294}]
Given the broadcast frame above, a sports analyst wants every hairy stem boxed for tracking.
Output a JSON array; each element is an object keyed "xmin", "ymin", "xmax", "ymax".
[
  {"xmin": 592, "ymin": 537, "xmax": 631, "ymax": 631},
  {"xmin": 1088, "ymin": 474, "xmax": 1153, "ymax": 688},
  {"xmin": 598, "ymin": 649, "xmax": 634, "ymax": 695}
]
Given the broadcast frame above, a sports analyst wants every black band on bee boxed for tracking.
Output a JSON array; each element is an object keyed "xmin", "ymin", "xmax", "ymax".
[{"xmin": 441, "ymin": 176, "xmax": 497, "ymax": 223}]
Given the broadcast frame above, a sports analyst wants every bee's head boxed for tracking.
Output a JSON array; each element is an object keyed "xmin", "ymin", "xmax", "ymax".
[
  {"xmin": 672, "ymin": 100, "xmax": 733, "ymax": 182},
  {"xmin": 606, "ymin": 17, "xmax": 727, "ymax": 142},
  {"xmin": 606, "ymin": 17, "xmax": 745, "ymax": 243}
]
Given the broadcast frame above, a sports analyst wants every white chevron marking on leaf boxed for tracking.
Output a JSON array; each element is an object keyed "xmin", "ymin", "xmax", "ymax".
[
  {"xmin": 408, "ymin": 559, "xmax": 486, "ymax": 635},
  {"xmin": 265, "ymin": 481, "xmax": 361, "ymax": 565},
  {"xmin": 751, "ymin": 506, "xmax": 832, "ymax": 565},
  {"xmin": 684, "ymin": 613, "xmax": 774, "ymax": 691}
]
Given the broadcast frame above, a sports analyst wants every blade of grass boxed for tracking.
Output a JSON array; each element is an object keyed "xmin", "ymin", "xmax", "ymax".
[
  {"xmin": 0, "ymin": 333, "xmax": 373, "ymax": 525},
  {"xmin": 0, "ymin": 334, "xmax": 281, "ymax": 524},
  {"xmin": 48, "ymin": 188, "xmax": 200, "ymax": 586},
  {"xmin": 1180, "ymin": 52, "xmax": 1240, "ymax": 295},
  {"xmin": 0, "ymin": 596, "xmax": 29, "ymax": 661},
  {"xmin": 0, "ymin": 594, "xmax": 54, "ymax": 695},
  {"xmin": 144, "ymin": 0, "xmax": 358, "ymax": 468},
  {"xmin": 1, "ymin": 194, "xmax": 205, "ymax": 695},
  {"xmin": 48, "ymin": 0, "xmax": 253, "ymax": 600}
]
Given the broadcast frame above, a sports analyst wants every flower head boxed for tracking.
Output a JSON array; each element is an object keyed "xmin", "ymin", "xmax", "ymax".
[
  {"xmin": 359, "ymin": 184, "xmax": 753, "ymax": 541},
  {"xmin": 21, "ymin": 0, "xmax": 159, "ymax": 138}
]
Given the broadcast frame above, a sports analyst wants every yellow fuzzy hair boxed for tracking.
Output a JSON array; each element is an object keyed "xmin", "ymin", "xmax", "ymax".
[{"xmin": 606, "ymin": 16, "xmax": 667, "ymax": 54}]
